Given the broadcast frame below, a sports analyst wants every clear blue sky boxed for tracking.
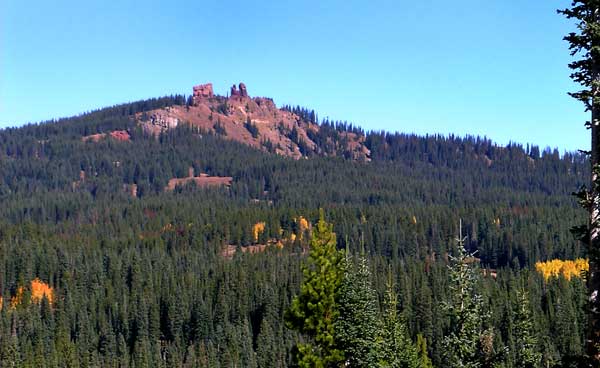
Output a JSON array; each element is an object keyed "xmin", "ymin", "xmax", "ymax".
[{"xmin": 0, "ymin": 0, "xmax": 589, "ymax": 151}]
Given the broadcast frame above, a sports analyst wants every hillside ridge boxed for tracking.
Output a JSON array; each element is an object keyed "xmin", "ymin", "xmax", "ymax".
[{"xmin": 128, "ymin": 82, "xmax": 372, "ymax": 160}]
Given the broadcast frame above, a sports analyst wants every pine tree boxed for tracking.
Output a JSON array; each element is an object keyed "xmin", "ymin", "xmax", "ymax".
[
  {"xmin": 284, "ymin": 211, "xmax": 344, "ymax": 367},
  {"xmin": 443, "ymin": 222, "xmax": 488, "ymax": 368},
  {"xmin": 0, "ymin": 332, "xmax": 21, "ymax": 367},
  {"xmin": 513, "ymin": 289, "xmax": 541, "ymax": 368},
  {"xmin": 336, "ymin": 252, "xmax": 379, "ymax": 367},
  {"xmin": 378, "ymin": 269, "xmax": 420, "ymax": 368},
  {"xmin": 256, "ymin": 318, "xmax": 276, "ymax": 368},
  {"xmin": 558, "ymin": 1, "xmax": 600, "ymax": 362},
  {"xmin": 416, "ymin": 334, "xmax": 433, "ymax": 368}
]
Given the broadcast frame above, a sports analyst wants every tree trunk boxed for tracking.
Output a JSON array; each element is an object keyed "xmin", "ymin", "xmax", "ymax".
[{"xmin": 589, "ymin": 71, "xmax": 600, "ymax": 361}]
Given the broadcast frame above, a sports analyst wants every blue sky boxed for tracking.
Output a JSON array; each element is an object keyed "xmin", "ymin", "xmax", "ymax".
[{"xmin": 0, "ymin": 0, "xmax": 589, "ymax": 151}]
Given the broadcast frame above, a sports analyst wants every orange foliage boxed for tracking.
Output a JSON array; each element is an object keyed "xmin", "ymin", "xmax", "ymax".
[
  {"xmin": 252, "ymin": 222, "xmax": 266, "ymax": 242},
  {"xmin": 10, "ymin": 278, "xmax": 54, "ymax": 308},
  {"xmin": 535, "ymin": 259, "xmax": 589, "ymax": 281},
  {"xmin": 294, "ymin": 216, "xmax": 310, "ymax": 240},
  {"xmin": 31, "ymin": 278, "xmax": 54, "ymax": 304},
  {"xmin": 296, "ymin": 216, "xmax": 309, "ymax": 232}
]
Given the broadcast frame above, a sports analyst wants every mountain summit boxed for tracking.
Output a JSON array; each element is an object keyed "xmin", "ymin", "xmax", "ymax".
[{"xmin": 134, "ymin": 82, "xmax": 371, "ymax": 160}]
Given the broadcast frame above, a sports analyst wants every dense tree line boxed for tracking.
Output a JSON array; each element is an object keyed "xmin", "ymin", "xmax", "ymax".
[{"xmin": 0, "ymin": 96, "xmax": 590, "ymax": 366}]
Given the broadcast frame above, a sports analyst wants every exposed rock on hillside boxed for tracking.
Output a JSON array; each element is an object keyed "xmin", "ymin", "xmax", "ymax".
[
  {"xmin": 141, "ymin": 109, "xmax": 179, "ymax": 135},
  {"xmin": 192, "ymin": 83, "xmax": 214, "ymax": 103},
  {"xmin": 135, "ymin": 82, "xmax": 371, "ymax": 161},
  {"xmin": 230, "ymin": 82, "xmax": 248, "ymax": 98},
  {"xmin": 82, "ymin": 130, "xmax": 131, "ymax": 143}
]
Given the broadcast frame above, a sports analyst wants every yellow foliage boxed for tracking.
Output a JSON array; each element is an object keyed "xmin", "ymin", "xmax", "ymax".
[
  {"xmin": 412, "ymin": 216, "xmax": 417, "ymax": 225},
  {"xmin": 0, "ymin": 296, "xmax": 2, "ymax": 311},
  {"xmin": 294, "ymin": 216, "xmax": 310, "ymax": 240},
  {"xmin": 253, "ymin": 222, "xmax": 266, "ymax": 243},
  {"xmin": 535, "ymin": 259, "xmax": 589, "ymax": 281},
  {"xmin": 297, "ymin": 216, "xmax": 309, "ymax": 232},
  {"xmin": 493, "ymin": 218, "xmax": 501, "ymax": 227},
  {"xmin": 10, "ymin": 278, "xmax": 54, "ymax": 308},
  {"xmin": 290, "ymin": 233, "xmax": 297, "ymax": 242},
  {"xmin": 31, "ymin": 278, "xmax": 54, "ymax": 304}
]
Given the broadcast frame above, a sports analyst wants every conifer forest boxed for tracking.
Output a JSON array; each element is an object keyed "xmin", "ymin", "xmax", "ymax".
[{"xmin": 2, "ymin": 1, "xmax": 600, "ymax": 367}]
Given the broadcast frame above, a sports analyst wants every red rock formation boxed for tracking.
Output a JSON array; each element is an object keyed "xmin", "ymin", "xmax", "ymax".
[
  {"xmin": 230, "ymin": 84, "xmax": 239, "ymax": 97},
  {"xmin": 239, "ymin": 83, "xmax": 248, "ymax": 97},
  {"xmin": 82, "ymin": 130, "xmax": 130, "ymax": 142},
  {"xmin": 134, "ymin": 83, "xmax": 372, "ymax": 161},
  {"xmin": 230, "ymin": 83, "xmax": 248, "ymax": 98},
  {"xmin": 109, "ymin": 130, "xmax": 131, "ymax": 141},
  {"xmin": 193, "ymin": 83, "xmax": 214, "ymax": 104}
]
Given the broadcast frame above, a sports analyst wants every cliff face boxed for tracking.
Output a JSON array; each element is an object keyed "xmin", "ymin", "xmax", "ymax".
[{"xmin": 136, "ymin": 83, "xmax": 371, "ymax": 161}]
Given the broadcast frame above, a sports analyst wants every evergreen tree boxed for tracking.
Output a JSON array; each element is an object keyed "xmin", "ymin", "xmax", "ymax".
[
  {"xmin": 0, "ymin": 333, "xmax": 21, "ymax": 367},
  {"xmin": 558, "ymin": 1, "xmax": 600, "ymax": 363},
  {"xmin": 256, "ymin": 318, "xmax": 276, "ymax": 368},
  {"xmin": 443, "ymin": 222, "xmax": 488, "ymax": 368},
  {"xmin": 285, "ymin": 211, "xmax": 344, "ymax": 367},
  {"xmin": 378, "ymin": 269, "xmax": 420, "ymax": 368},
  {"xmin": 0, "ymin": 86, "xmax": 590, "ymax": 367},
  {"xmin": 416, "ymin": 334, "xmax": 433, "ymax": 368},
  {"xmin": 513, "ymin": 289, "xmax": 541, "ymax": 368},
  {"xmin": 336, "ymin": 252, "xmax": 379, "ymax": 367}
]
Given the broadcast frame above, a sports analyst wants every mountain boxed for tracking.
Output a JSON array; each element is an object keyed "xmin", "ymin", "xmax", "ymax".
[
  {"xmin": 0, "ymin": 83, "xmax": 588, "ymax": 263},
  {"xmin": 0, "ymin": 84, "xmax": 590, "ymax": 366},
  {"xmin": 83, "ymin": 82, "xmax": 371, "ymax": 161}
]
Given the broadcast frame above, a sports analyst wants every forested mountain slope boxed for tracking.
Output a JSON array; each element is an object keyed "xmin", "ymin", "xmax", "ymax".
[{"xmin": 0, "ymin": 89, "xmax": 589, "ymax": 366}]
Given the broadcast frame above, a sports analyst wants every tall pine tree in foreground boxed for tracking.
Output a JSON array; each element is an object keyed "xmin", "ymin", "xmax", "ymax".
[
  {"xmin": 558, "ymin": 1, "xmax": 600, "ymax": 363},
  {"xmin": 336, "ymin": 251, "xmax": 379, "ymax": 367},
  {"xmin": 443, "ymin": 222, "xmax": 496, "ymax": 368},
  {"xmin": 285, "ymin": 211, "xmax": 344, "ymax": 368},
  {"xmin": 513, "ymin": 289, "xmax": 541, "ymax": 368}
]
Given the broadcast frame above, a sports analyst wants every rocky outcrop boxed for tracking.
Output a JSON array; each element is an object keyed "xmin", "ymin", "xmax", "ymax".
[
  {"xmin": 135, "ymin": 82, "xmax": 371, "ymax": 161},
  {"xmin": 141, "ymin": 110, "xmax": 179, "ymax": 135},
  {"xmin": 230, "ymin": 82, "xmax": 248, "ymax": 98},
  {"xmin": 152, "ymin": 113, "xmax": 178, "ymax": 128},
  {"xmin": 239, "ymin": 83, "xmax": 248, "ymax": 97},
  {"xmin": 109, "ymin": 130, "xmax": 131, "ymax": 141},
  {"xmin": 192, "ymin": 83, "xmax": 214, "ymax": 104},
  {"xmin": 82, "ymin": 130, "xmax": 130, "ymax": 143}
]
